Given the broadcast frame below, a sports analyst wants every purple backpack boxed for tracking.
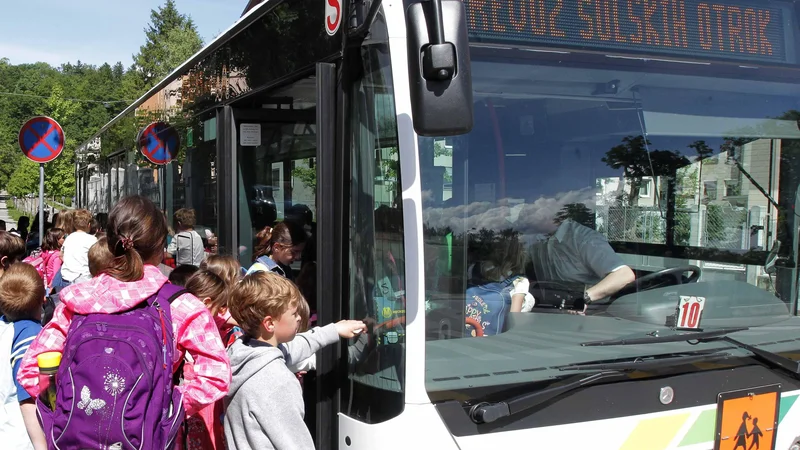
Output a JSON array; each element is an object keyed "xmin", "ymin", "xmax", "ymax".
[{"xmin": 37, "ymin": 283, "xmax": 187, "ymax": 450}]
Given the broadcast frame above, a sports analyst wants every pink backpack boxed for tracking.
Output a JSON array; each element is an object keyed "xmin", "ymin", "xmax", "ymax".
[{"xmin": 23, "ymin": 250, "xmax": 54, "ymax": 286}]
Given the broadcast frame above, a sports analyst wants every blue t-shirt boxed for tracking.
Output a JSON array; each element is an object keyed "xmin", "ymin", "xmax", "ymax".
[{"xmin": 2, "ymin": 316, "xmax": 42, "ymax": 402}]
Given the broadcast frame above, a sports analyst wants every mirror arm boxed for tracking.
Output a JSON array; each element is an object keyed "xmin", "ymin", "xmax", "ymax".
[
  {"xmin": 348, "ymin": 0, "xmax": 383, "ymax": 39},
  {"xmin": 422, "ymin": 0, "xmax": 456, "ymax": 81}
]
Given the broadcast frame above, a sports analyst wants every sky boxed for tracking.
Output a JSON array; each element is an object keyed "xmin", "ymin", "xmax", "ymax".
[{"xmin": 0, "ymin": 0, "xmax": 245, "ymax": 68}]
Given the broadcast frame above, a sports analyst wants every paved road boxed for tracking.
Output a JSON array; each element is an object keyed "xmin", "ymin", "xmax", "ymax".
[{"xmin": 0, "ymin": 191, "xmax": 16, "ymax": 230}]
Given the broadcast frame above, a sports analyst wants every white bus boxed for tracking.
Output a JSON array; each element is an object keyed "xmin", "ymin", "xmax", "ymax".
[{"xmin": 76, "ymin": 0, "xmax": 800, "ymax": 448}]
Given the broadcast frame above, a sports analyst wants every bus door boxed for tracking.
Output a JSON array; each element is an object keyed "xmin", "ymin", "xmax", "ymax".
[{"xmin": 223, "ymin": 63, "xmax": 342, "ymax": 449}]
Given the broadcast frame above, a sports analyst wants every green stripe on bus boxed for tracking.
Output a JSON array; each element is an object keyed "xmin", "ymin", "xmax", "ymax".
[
  {"xmin": 779, "ymin": 394, "xmax": 799, "ymax": 424},
  {"xmin": 679, "ymin": 410, "xmax": 716, "ymax": 446}
]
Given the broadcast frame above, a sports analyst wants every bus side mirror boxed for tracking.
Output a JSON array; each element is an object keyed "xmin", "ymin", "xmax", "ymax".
[{"xmin": 406, "ymin": 0, "xmax": 473, "ymax": 137}]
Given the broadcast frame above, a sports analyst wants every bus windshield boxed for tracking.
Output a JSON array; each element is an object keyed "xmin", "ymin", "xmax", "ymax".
[{"xmin": 419, "ymin": 0, "xmax": 800, "ymax": 401}]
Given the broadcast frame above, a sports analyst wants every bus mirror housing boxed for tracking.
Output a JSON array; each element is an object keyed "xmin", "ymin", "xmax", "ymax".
[{"xmin": 407, "ymin": 0, "xmax": 474, "ymax": 137}]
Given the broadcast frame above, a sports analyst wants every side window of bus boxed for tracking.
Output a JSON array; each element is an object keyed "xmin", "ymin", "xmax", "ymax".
[{"xmin": 342, "ymin": 13, "xmax": 406, "ymax": 423}]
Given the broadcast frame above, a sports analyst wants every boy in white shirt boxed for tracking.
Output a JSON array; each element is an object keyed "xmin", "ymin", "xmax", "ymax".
[{"xmin": 58, "ymin": 209, "xmax": 97, "ymax": 285}]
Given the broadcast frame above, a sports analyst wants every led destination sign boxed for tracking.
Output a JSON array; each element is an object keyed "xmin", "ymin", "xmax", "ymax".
[{"xmin": 464, "ymin": 0, "xmax": 792, "ymax": 64}]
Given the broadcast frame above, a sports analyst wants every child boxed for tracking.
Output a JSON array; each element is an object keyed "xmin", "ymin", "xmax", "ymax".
[
  {"xmin": 179, "ymin": 269, "xmax": 229, "ymax": 450},
  {"xmin": 17, "ymin": 195, "xmax": 231, "ymax": 449},
  {"xmin": 57, "ymin": 209, "xmax": 97, "ymax": 286},
  {"xmin": 87, "ymin": 236, "xmax": 114, "ymax": 277},
  {"xmin": 224, "ymin": 271, "xmax": 365, "ymax": 450},
  {"xmin": 169, "ymin": 264, "xmax": 200, "ymax": 287},
  {"xmin": 246, "ymin": 222, "xmax": 307, "ymax": 280},
  {"xmin": 200, "ymin": 254, "xmax": 243, "ymax": 286},
  {"xmin": 0, "ymin": 263, "xmax": 47, "ymax": 449},
  {"xmin": 0, "ymin": 231, "xmax": 26, "ymax": 278},
  {"xmin": 34, "ymin": 228, "xmax": 65, "ymax": 289},
  {"xmin": 166, "ymin": 209, "xmax": 206, "ymax": 267}
]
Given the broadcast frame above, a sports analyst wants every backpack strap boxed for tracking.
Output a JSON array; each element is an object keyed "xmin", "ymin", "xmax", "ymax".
[
  {"xmin": 148, "ymin": 283, "xmax": 189, "ymax": 386},
  {"xmin": 148, "ymin": 283, "xmax": 188, "ymax": 326}
]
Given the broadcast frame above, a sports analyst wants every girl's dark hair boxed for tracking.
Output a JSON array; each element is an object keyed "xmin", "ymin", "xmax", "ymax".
[
  {"xmin": 168, "ymin": 264, "xmax": 200, "ymax": 287},
  {"xmin": 41, "ymin": 228, "xmax": 65, "ymax": 251},
  {"xmin": 253, "ymin": 220, "xmax": 307, "ymax": 261},
  {"xmin": 105, "ymin": 195, "xmax": 168, "ymax": 282},
  {"xmin": 185, "ymin": 269, "xmax": 227, "ymax": 315}
]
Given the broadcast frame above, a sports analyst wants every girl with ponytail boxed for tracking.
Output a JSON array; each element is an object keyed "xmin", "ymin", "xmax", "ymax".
[
  {"xmin": 246, "ymin": 221, "xmax": 307, "ymax": 280},
  {"xmin": 16, "ymin": 195, "xmax": 231, "ymax": 424}
]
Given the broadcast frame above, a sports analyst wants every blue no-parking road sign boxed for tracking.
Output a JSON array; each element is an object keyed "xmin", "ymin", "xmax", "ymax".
[
  {"xmin": 138, "ymin": 121, "xmax": 180, "ymax": 165},
  {"xmin": 18, "ymin": 116, "xmax": 65, "ymax": 163}
]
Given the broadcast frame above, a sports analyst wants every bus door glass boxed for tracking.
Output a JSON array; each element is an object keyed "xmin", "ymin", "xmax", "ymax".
[{"xmin": 231, "ymin": 79, "xmax": 317, "ymax": 272}]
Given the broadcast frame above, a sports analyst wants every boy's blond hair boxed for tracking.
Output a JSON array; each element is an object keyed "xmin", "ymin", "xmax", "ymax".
[
  {"xmin": 0, "ymin": 263, "xmax": 44, "ymax": 321},
  {"xmin": 229, "ymin": 271, "xmax": 301, "ymax": 337},
  {"xmin": 200, "ymin": 255, "xmax": 242, "ymax": 286},
  {"xmin": 72, "ymin": 209, "xmax": 94, "ymax": 233},
  {"xmin": 174, "ymin": 208, "xmax": 196, "ymax": 230}
]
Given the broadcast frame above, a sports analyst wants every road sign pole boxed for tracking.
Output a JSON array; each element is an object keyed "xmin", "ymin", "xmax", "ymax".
[
  {"xmin": 38, "ymin": 163, "xmax": 44, "ymax": 241},
  {"xmin": 159, "ymin": 165, "xmax": 166, "ymax": 211}
]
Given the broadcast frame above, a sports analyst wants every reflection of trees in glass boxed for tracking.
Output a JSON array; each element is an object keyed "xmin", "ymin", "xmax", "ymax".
[
  {"xmin": 600, "ymin": 131, "xmax": 793, "ymax": 248},
  {"xmin": 292, "ymin": 160, "xmax": 316, "ymax": 195},
  {"xmin": 602, "ymin": 135, "xmax": 689, "ymax": 205},
  {"xmin": 184, "ymin": 0, "xmax": 337, "ymax": 111},
  {"xmin": 602, "ymin": 135, "xmax": 717, "ymax": 246},
  {"xmin": 602, "ymin": 136, "xmax": 652, "ymax": 205},
  {"xmin": 554, "ymin": 203, "xmax": 595, "ymax": 229},
  {"xmin": 674, "ymin": 164, "xmax": 699, "ymax": 245}
]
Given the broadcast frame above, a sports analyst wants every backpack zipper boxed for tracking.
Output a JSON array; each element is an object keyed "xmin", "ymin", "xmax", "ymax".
[{"xmin": 154, "ymin": 302, "xmax": 169, "ymax": 369}]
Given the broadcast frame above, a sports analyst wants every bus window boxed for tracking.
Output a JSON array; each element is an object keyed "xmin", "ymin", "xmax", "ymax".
[
  {"xmin": 421, "ymin": 48, "xmax": 800, "ymax": 402},
  {"xmin": 342, "ymin": 10, "xmax": 406, "ymax": 424}
]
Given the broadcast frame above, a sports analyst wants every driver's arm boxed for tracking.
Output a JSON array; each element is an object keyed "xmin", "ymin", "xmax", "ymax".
[
  {"xmin": 574, "ymin": 224, "xmax": 636, "ymax": 302},
  {"xmin": 585, "ymin": 265, "xmax": 635, "ymax": 301}
]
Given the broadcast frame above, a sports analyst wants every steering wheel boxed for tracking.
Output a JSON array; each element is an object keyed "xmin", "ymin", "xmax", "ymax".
[{"xmin": 611, "ymin": 265, "xmax": 701, "ymax": 300}]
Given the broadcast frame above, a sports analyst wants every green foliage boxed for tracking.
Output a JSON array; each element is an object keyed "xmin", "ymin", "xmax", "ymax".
[
  {"xmin": 292, "ymin": 163, "xmax": 317, "ymax": 195},
  {"xmin": 0, "ymin": 0, "xmax": 201, "ymax": 197},
  {"xmin": 6, "ymin": 159, "xmax": 39, "ymax": 197},
  {"xmin": 132, "ymin": 0, "xmax": 203, "ymax": 88}
]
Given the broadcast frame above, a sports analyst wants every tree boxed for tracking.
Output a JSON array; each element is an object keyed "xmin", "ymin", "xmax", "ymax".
[
  {"xmin": 6, "ymin": 159, "xmax": 39, "ymax": 197},
  {"xmin": 42, "ymin": 83, "xmax": 80, "ymax": 197},
  {"xmin": 554, "ymin": 203, "xmax": 595, "ymax": 229},
  {"xmin": 132, "ymin": 0, "xmax": 204, "ymax": 88}
]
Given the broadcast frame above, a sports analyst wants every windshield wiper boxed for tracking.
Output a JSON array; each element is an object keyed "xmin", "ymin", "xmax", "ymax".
[
  {"xmin": 582, "ymin": 326, "xmax": 800, "ymax": 376},
  {"xmin": 469, "ymin": 370, "xmax": 626, "ymax": 424},
  {"xmin": 559, "ymin": 350, "xmax": 732, "ymax": 371},
  {"xmin": 469, "ymin": 350, "xmax": 728, "ymax": 424},
  {"xmin": 580, "ymin": 327, "xmax": 750, "ymax": 347},
  {"xmin": 710, "ymin": 336, "xmax": 800, "ymax": 376}
]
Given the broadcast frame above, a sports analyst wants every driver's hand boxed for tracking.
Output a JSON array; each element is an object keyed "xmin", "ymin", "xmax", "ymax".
[{"xmin": 570, "ymin": 295, "xmax": 588, "ymax": 316}]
